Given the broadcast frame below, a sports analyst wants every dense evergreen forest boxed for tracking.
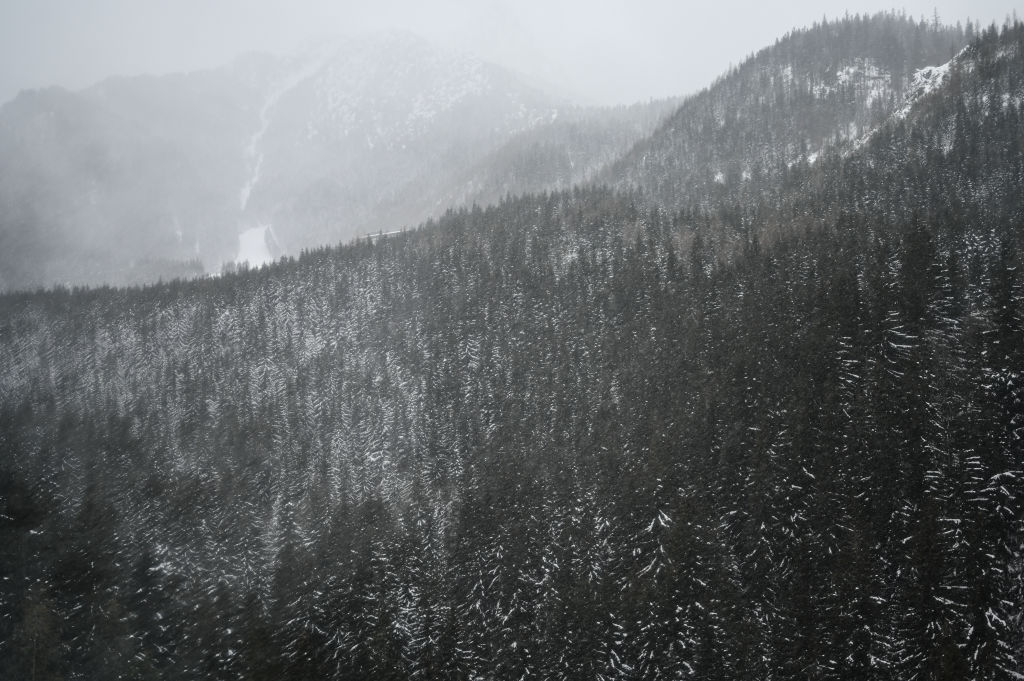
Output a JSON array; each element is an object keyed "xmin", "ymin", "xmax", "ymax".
[
  {"xmin": 1, "ymin": 16, "xmax": 1023, "ymax": 681},
  {"xmin": 606, "ymin": 11, "xmax": 970, "ymax": 211}
]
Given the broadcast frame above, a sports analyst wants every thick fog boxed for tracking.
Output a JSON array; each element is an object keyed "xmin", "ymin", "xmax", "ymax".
[{"xmin": 1, "ymin": 0, "xmax": 1017, "ymax": 106}]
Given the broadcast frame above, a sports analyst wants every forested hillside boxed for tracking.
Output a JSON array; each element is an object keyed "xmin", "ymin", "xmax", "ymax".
[
  {"xmin": 0, "ymin": 17, "xmax": 1022, "ymax": 681},
  {"xmin": 607, "ymin": 12, "xmax": 969, "ymax": 211}
]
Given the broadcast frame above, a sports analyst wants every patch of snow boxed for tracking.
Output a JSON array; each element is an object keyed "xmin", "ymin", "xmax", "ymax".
[
  {"xmin": 779, "ymin": 65, "xmax": 795, "ymax": 87},
  {"xmin": 896, "ymin": 61, "xmax": 952, "ymax": 119},
  {"xmin": 238, "ymin": 155, "xmax": 264, "ymax": 212},
  {"xmin": 996, "ymin": 43, "xmax": 1020, "ymax": 61},
  {"xmin": 851, "ymin": 49, "xmax": 966, "ymax": 152},
  {"xmin": 814, "ymin": 58, "xmax": 891, "ymax": 109},
  {"xmin": 237, "ymin": 225, "xmax": 274, "ymax": 267}
]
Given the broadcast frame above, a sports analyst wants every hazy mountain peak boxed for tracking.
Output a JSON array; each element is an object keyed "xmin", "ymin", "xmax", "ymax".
[{"xmin": 0, "ymin": 29, "xmax": 576, "ymax": 290}]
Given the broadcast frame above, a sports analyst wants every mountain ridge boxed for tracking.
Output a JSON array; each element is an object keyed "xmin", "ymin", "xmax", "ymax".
[{"xmin": 605, "ymin": 13, "xmax": 968, "ymax": 212}]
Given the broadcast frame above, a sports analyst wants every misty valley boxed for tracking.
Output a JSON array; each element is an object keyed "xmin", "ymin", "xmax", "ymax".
[{"xmin": 1, "ymin": 12, "xmax": 1024, "ymax": 681}]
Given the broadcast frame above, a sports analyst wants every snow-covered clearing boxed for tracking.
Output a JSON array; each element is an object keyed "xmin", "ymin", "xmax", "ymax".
[{"xmin": 237, "ymin": 225, "xmax": 274, "ymax": 267}]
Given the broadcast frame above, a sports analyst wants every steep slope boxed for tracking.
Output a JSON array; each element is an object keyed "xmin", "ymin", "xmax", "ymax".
[{"xmin": 1, "ymin": 20, "xmax": 1022, "ymax": 681}]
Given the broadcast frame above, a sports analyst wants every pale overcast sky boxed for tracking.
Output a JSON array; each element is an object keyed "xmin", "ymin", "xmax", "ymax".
[{"xmin": 0, "ymin": 1, "xmax": 1018, "ymax": 106}]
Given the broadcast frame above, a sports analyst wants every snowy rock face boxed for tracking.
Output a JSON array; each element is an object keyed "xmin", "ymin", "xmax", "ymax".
[{"xmin": 894, "ymin": 58, "xmax": 957, "ymax": 120}]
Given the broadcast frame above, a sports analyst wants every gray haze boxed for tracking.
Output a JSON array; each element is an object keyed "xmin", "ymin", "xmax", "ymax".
[{"xmin": 1, "ymin": 0, "xmax": 1018, "ymax": 106}]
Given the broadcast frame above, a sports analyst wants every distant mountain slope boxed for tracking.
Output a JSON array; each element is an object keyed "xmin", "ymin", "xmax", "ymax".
[
  {"xmin": 0, "ymin": 86, "xmax": 213, "ymax": 289},
  {"xmin": 2, "ymin": 15, "xmax": 972, "ymax": 293},
  {"xmin": 0, "ymin": 31, "xmax": 679, "ymax": 293},
  {"xmin": 606, "ymin": 12, "xmax": 968, "ymax": 210},
  {"xmin": 236, "ymin": 33, "xmax": 564, "ymax": 253},
  {"xmin": 0, "ymin": 33, "xmax": 594, "ymax": 291},
  {"xmin": 442, "ymin": 98, "xmax": 679, "ymax": 210}
]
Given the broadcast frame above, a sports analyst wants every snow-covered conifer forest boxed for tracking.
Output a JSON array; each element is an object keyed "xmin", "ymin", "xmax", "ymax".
[{"xmin": 1, "ymin": 12, "xmax": 1023, "ymax": 680}]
